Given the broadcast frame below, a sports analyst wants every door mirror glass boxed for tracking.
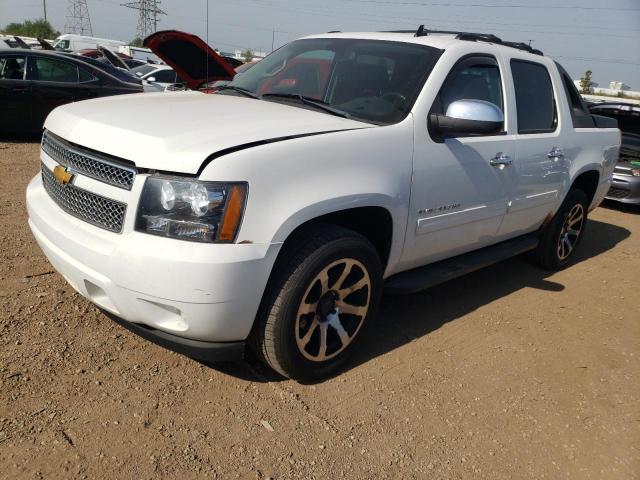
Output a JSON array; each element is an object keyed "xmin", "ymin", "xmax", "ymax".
[
  {"xmin": 431, "ymin": 99, "xmax": 504, "ymax": 135},
  {"xmin": 146, "ymin": 76, "xmax": 156, "ymax": 82}
]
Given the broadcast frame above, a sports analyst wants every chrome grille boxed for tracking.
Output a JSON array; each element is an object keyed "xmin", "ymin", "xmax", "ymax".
[
  {"xmin": 41, "ymin": 164, "xmax": 127, "ymax": 233},
  {"xmin": 607, "ymin": 186, "xmax": 629, "ymax": 200},
  {"xmin": 41, "ymin": 131, "xmax": 136, "ymax": 190}
]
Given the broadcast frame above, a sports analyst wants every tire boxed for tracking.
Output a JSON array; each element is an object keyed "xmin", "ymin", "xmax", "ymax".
[
  {"xmin": 532, "ymin": 189, "xmax": 589, "ymax": 270},
  {"xmin": 251, "ymin": 224, "xmax": 383, "ymax": 381}
]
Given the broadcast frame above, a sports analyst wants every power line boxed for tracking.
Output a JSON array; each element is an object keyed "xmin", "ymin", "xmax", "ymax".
[
  {"xmin": 121, "ymin": 0, "xmax": 166, "ymax": 40},
  {"xmin": 341, "ymin": 0, "xmax": 640, "ymax": 12},
  {"xmin": 231, "ymin": 0, "xmax": 640, "ymax": 41},
  {"xmin": 64, "ymin": 0, "xmax": 93, "ymax": 36}
]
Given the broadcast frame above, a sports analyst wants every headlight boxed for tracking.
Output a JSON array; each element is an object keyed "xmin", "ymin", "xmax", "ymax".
[{"xmin": 135, "ymin": 176, "xmax": 247, "ymax": 243}]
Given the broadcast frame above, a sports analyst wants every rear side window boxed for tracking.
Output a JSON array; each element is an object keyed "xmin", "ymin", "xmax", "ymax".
[
  {"xmin": 33, "ymin": 57, "xmax": 79, "ymax": 83},
  {"xmin": 511, "ymin": 60, "xmax": 557, "ymax": 134},
  {"xmin": 79, "ymin": 68, "xmax": 98, "ymax": 82}
]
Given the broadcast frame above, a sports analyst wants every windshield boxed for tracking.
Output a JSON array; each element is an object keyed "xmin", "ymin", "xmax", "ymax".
[{"xmin": 221, "ymin": 38, "xmax": 441, "ymax": 124}]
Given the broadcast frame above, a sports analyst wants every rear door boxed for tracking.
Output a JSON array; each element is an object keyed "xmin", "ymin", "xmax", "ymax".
[
  {"xmin": 0, "ymin": 53, "xmax": 32, "ymax": 131},
  {"xmin": 498, "ymin": 58, "xmax": 569, "ymax": 235},
  {"xmin": 28, "ymin": 55, "xmax": 82, "ymax": 128}
]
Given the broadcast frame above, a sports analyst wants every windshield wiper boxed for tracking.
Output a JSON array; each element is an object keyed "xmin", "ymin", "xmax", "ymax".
[
  {"xmin": 216, "ymin": 85, "xmax": 259, "ymax": 99},
  {"xmin": 261, "ymin": 93, "xmax": 351, "ymax": 119}
]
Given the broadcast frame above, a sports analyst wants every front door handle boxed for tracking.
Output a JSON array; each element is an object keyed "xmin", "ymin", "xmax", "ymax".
[
  {"xmin": 490, "ymin": 152, "xmax": 512, "ymax": 167},
  {"xmin": 11, "ymin": 87, "xmax": 28, "ymax": 93},
  {"xmin": 547, "ymin": 146, "xmax": 564, "ymax": 160}
]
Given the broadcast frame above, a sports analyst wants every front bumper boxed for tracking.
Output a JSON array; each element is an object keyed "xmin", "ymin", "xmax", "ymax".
[
  {"xmin": 106, "ymin": 311, "xmax": 245, "ymax": 362},
  {"xmin": 26, "ymin": 172, "xmax": 280, "ymax": 345}
]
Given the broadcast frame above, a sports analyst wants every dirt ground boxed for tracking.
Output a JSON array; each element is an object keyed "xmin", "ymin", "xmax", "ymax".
[{"xmin": 1, "ymin": 138, "xmax": 639, "ymax": 480}]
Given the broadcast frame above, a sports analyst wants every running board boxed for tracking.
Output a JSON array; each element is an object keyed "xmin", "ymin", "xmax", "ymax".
[{"xmin": 384, "ymin": 234, "xmax": 539, "ymax": 294}]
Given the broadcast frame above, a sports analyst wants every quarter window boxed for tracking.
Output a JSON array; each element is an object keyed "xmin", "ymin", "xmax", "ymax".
[
  {"xmin": 33, "ymin": 58, "xmax": 79, "ymax": 83},
  {"xmin": 511, "ymin": 60, "xmax": 557, "ymax": 134},
  {"xmin": 557, "ymin": 65, "xmax": 594, "ymax": 128},
  {"xmin": 0, "ymin": 56, "xmax": 27, "ymax": 80}
]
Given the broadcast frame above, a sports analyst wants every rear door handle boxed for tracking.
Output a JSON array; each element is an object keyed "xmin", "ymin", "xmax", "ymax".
[
  {"xmin": 490, "ymin": 152, "xmax": 512, "ymax": 167},
  {"xmin": 547, "ymin": 147, "xmax": 564, "ymax": 160},
  {"xmin": 11, "ymin": 87, "xmax": 28, "ymax": 93}
]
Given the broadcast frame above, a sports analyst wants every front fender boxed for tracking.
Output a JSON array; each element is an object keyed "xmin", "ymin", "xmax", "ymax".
[{"xmin": 198, "ymin": 119, "xmax": 415, "ymax": 274}]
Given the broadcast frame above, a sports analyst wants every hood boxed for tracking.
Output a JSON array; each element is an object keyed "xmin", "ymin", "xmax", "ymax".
[
  {"xmin": 44, "ymin": 92, "xmax": 372, "ymax": 174},
  {"xmin": 143, "ymin": 30, "xmax": 236, "ymax": 89}
]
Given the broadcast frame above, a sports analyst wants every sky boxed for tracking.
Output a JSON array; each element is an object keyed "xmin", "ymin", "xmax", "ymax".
[{"xmin": 1, "ymin": 0, "xmax": 639, "ymax": 89}]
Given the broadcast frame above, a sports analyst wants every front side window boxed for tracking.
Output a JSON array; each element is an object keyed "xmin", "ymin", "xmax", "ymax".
[
  {"xmin": 33, "ymin": 57, "xmax": 79, "ymax": 83},
  {"xmin": 222, "ymin": 38, "xmax": 442, "ymax": 124},
  {"xmin": 0, "ymin": 55, "xmax": 27, "ymax": 80},
  {"xmin": 511, "ymin": 60, "xmax": 557, "ymax": 134},
  {"xmin": 440, "ymin": 60, "xmax": 503, "ymax": 112}
]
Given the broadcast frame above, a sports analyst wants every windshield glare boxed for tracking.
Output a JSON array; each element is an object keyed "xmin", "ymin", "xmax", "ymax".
[{"xmin": 222, "ymin": 38, "xmax": 441, "ymax": 124}]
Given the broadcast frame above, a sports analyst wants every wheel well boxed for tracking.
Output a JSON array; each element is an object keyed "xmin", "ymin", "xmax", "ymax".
[
  {"xmin": 571, "ymin": 170, "xmax": 600, "ymax": 205},
  {"xmin": 281, "ymin": 207, "xmax": 393, "ymax": 268}
]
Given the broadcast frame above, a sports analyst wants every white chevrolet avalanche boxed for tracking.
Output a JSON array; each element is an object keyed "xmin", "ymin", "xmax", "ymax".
[{"xmin": 26, "ymin": 29, "xmax": 620, "ymax": 380}]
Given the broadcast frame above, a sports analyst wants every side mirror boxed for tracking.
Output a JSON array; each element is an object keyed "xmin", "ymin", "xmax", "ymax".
[
  {"xmin": 146, "ymin": 76, "xmax": 156, "ymax": 83},
  {"xmin": 430, "ymin": 99, "xmax": 504, "ymax": 136}
]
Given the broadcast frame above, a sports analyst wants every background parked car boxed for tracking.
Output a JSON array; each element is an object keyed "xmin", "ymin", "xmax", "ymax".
[
  {"xmin": 0, "ymin": 48, "xmax": 142, "ymax": 132},
  {"xmin": 129, "ymin": 63, "xmax": 185, "ymax": 92},
  {"xmin": 589, "ymin": 101, "xmax": 640, "ymax": 205}
]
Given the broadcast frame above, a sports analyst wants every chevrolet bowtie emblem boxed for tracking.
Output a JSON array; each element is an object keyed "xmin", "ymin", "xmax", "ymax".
[{"xmin": 53, "ymin": 165, "xmax": 74, "ymax": 185}]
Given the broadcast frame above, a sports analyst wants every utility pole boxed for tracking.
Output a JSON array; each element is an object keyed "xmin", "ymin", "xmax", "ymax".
[
  {"xmin": 528, "ymin": 39, "xmax": 534, "ymax": 47},
  {"xmin": 64, "ymin": 0, "xmax": 93, "ymax": 36},
  {"xmin": 271, "ymin": 29, "xmax": 275, "ymax": 52},
  {"xmin": 43, "ymin": 0, "xmax": 47, "ymax": 22},
  {"xmin": 121, "ymin": 0, "xmax": 167, "ymax": 40}
]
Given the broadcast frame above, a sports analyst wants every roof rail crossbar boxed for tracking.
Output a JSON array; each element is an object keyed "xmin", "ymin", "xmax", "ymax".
[{"xmin": 413, "ymin": 24, "xmax": 543, "ymax": 55}]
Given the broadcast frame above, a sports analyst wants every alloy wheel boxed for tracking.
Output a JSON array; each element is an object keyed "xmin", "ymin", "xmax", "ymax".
[
  {"xmin": 557, "ymin": 203, "xmax": 584, "ymax": 260},
  {"xmin": 295, "ymin": 258, "xmax": 371, "ymax": 362}
]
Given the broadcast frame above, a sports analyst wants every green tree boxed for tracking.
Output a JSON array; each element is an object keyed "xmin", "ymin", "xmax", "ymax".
[
  {"xmin": 130, "ymin": 37, "xmax": 143, "ymax": 47},
  {"xmin": 579, "ymin": 70, "xmax": 593, "ymax": 94},
  {"xmin": 3, "ymin": 19, "xmax": 59, "ymax": 39},
  {"xmin": 241, "ymin": 49, "xmax": 254, "ymax": 63}
]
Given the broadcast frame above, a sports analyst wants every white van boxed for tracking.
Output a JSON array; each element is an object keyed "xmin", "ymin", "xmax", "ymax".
[
  {"xmin": 52, "ymin": 34, "xmax": 126, "ymax": 52},
  {"xmin": 118, "ymin": 45, "xmax": 162, "ymax": 64}
]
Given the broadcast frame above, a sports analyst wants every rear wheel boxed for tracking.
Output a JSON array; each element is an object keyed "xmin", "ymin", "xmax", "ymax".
[
  {"xmin": 532, "ymin": 189, "xmax": 589, "ymax": 270},
  {"xmin": 251, "ymin": 225, "xmax": 382, "ymax": 381}
]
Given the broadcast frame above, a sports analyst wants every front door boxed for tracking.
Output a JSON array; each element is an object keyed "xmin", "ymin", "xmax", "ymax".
[
  {"xmin": 401, "ymin": 54, "xmax": 514, "ymax": 270},
  {"xmin": 0, "ymin": 54, "xmax": 32, "ymax": 132}
]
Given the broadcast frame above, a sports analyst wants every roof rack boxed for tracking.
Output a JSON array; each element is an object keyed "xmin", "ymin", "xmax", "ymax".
[{"xmin": 413, "ymin": 24, "xmax": 543, "ymax": 56}]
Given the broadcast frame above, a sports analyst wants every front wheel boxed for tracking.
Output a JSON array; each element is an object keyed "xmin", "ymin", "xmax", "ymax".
[
  {"xmin": 251, "ymin": 225, "xmax": 382, "ymax": 381},
  {"xmin": 532, "ymin": 189, "xmax": 589, "ymax": 270}
]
